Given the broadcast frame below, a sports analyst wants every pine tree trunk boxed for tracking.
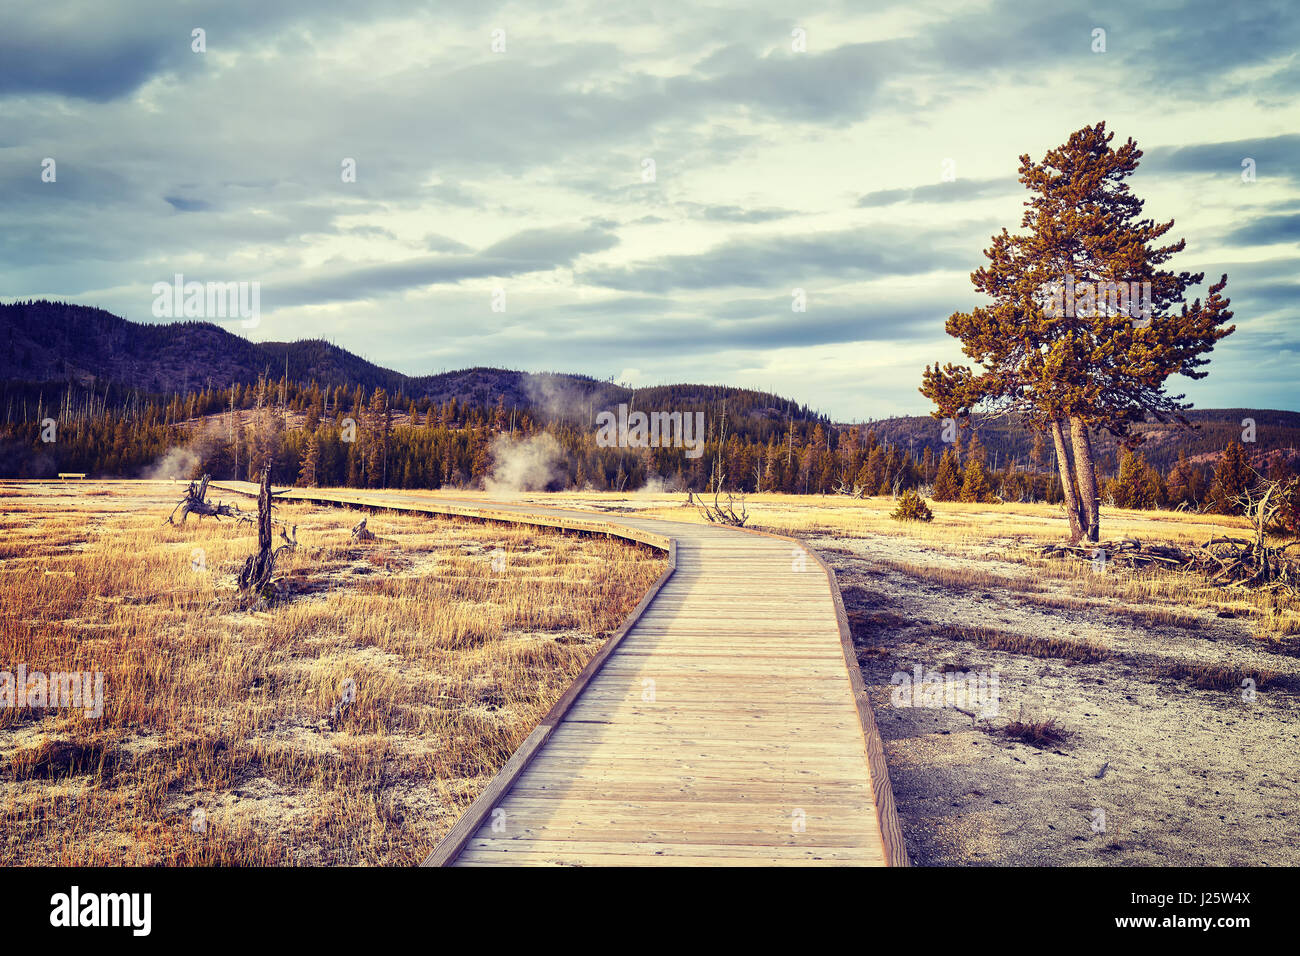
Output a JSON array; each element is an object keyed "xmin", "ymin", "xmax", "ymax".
[
  {"xmin": 1050, "ymin": 418, "xmax": 1085, "ymax": 543},
  {"xmin": 1069, "ymin": 416, "xmax": 1101, "ymax": 543}
]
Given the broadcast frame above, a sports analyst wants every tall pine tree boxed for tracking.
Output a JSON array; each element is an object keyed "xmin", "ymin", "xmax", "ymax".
[
  {"xmin": 932, "ymin": 447, "xmax": 961, "ymax": 501},
  {"xmin": 1209, "ymin": 441, "xmax": 1253, "ymax": 514},
  {"xmin": 921, "ymin": 122, "xmax": 1234, "ymax": 542}
]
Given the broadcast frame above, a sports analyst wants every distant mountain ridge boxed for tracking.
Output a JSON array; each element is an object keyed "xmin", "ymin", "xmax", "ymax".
[{"xmin": 0, "ymin": 300, "xmax": 817, "ymax": 422}]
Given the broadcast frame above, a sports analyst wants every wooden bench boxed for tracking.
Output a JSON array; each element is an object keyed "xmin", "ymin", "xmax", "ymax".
[{"xmin": 57, "ymin": 473, "xmax": 87, "ymax": 481}]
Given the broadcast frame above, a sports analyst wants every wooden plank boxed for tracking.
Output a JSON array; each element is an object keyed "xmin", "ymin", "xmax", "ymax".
[
  {"xmin": 453, "ymin": 854, "xmax": 874, "ymax": 867},
  {"xmin": 562, "ymin": 696, "xmax": 859, "ymax": 712},
  {"xmin": 511, "ymin": 770, "xmax": 874, "ymax": 792},
  {"xmin": 532, "ymin": 744, "xmax": 866, "ymax": 762},
  {"xmin": 520, "ymin": 754, "xmax": 873, "ymax": 775},
  {"xmin": 458, "ymin": 837, "xmax": 880, "ymax": 858},
  {"xmin": 552, "ymin": 718, "xmax": 864, "ymax": 737},
  {"xmin": 505, "ymin": 781, "xmax": 873, "ymax": 802},
  {"xmin": 467, "ymin": 824, "xmax": 882, "ymax": 848},
  {"xmin": 457, "ymin": 852, "xmax": 881, "ymax": 866}
]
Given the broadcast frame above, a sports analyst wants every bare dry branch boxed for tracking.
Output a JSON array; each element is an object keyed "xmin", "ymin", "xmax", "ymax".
[{"xmin": 165, "ymin": 474, "xmax": 253, "ymax": 525}]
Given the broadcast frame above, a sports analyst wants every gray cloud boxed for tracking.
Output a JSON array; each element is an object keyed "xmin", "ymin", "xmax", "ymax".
[
  {"xmin": 264, "ymin": 224, "xmax": 619, "ymax": 308},
  {"xmin": 857, "ymin": 177, "xmax": 1020, "ymax": 207},
  {"xmin": 164, "ymin": 196, "xmax": 212, "ymax": 212},
  {"xmin": 691, "ymin": 204, "xmax": 798, "ymax": 223},
  {"xmin": 1, "ymin": 0, "xmax": 1297, "ymax": 418},
  {"xmin": 1144, "ymin": 134, "xmax": 1300, "ymax": 185},
  {"xmin": 1224, "ymin": 214, "xmax": 1300, "ymax": 247},
  {"xmin": 424, "ymin": 233, "xmax": 472, "ymax": 253},
  {"xmin": 579, "ymin": 225, "xmax": 988, "ymax": 293},
  {"xmin": 0, "ymin": 1, "xmax": 497, "ymax": 101},
  {"xmin": 669, "ymin": 40, "xmax": 906, "ymax": 123},
  {"xmin": 920, "ymin": 0, "xmax": 1300, "ymax": 99},
  {"xmin": 479, "ymin": 224, "xmax": 617, "ymax": 262}
]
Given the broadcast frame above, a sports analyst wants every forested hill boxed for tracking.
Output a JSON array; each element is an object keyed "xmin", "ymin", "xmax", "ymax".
[
  {"xmin": 0, "ymin": 300, "xmax": 404, "ymax": 395},
  {"xmin": 0, "ymin": 300, "xmax": 818, "ymax": 425},
  {"xmin": 867, "ymin": 410, "xmax": 1300, "ymax": 473}
]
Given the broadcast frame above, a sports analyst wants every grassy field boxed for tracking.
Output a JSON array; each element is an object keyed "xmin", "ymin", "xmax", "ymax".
[{"xmin": 0, "ymin": 481, "xmax": 664, "ymax": 865}]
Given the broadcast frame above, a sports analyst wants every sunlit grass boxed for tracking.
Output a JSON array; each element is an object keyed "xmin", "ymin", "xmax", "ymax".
[{"xmin": 0, "ymin": 483, "xmax": 664, "ymax": 865}]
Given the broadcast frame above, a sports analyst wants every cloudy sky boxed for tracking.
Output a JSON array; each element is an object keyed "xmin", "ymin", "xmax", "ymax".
[{"xmin": 2, "ymin": 0, "xmax": 1297, "ymax": 419}]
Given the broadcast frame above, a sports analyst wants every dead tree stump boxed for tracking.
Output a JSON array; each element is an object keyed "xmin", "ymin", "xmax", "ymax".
[{"xmin": 237, "ymin": 467, "xmax": 295, "ymax": 591}]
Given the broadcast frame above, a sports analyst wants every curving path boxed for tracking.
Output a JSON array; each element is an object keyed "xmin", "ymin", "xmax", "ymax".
[{"xmin": 212, "ymin": 484, "xmax": 907, "ymax": 867}]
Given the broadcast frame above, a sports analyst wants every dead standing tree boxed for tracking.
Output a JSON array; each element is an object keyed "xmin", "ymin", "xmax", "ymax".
[{"xmin": 237, "ymin": 467, "xmax": 297, "ymax": 592}]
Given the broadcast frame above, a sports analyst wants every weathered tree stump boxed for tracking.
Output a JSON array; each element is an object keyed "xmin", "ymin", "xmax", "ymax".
[{"xmin": 237, "ymin": 467, "xmax": 296, "ymax": 591}]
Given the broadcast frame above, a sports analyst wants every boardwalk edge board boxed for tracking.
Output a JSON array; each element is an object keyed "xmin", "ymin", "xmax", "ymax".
[
  {"xmin": 803, "ymin": 544, "xmax": 910, "ymax": 867},
  {"xmin": 725, "ymin": 521, "xmax": 909, "ymax": 868},
  {"xmin": 209, "ymin": 484, "xmax": 906, "ymax": 867}
]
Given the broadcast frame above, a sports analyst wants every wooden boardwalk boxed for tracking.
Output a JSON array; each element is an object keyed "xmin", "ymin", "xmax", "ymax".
[{"xmin": 211, "ymin": 485, "xmax": 906, "ymax": 867}]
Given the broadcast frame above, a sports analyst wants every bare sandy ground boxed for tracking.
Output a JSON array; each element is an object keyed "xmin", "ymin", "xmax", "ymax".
[{"xmin": 816, "ymin": 531, "xmax": 1300, "ymax": 866}]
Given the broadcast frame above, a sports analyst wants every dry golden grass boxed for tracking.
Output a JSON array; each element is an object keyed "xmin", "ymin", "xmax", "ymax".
[
  {"xmin": 499, "ymin": 487, "xmax": 1269, "ymax": 547},
  {"xmin": 0, "ymin": 482, "xmax": 664, "ymax": 865},
  {"xmin": 1000, "ymin": 715, "xmax": 1072, "ymax": 750}
]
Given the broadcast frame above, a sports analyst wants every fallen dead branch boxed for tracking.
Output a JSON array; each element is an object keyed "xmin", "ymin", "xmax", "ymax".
[
  {"xmin": 164, "ymin": 474, "xmax": 252, "ymax": 525},
  {"xmin": 833, "ymin": 477, "xmax": 868, "ymax": 498},
  {"xmin": 1038, "ymin": 535, "xmax": 1300, "ymax": 592},
  {"xmin": 1041, "ymin": 473, "xmax": 1300, "ymax": 594},
  {"xmin": 693, "ymin": 488, "xmax": 749, "ymax": 527}
]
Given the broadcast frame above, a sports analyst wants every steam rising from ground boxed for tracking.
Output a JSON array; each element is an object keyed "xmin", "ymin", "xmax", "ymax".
[
  {"xmin": 143, "ymin": 446, "xmax": 201, "ymax": 480},
  {"xmin": 639, "ymin": 475, "xmax": 668, "ymax": 494},
  {"xmin": 522, "ymin": 372, "xmax": 621, "ymax": 425},
  {"xmin": 484, "ymin": 433, "xmax": 564, "ymax": 493}
]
